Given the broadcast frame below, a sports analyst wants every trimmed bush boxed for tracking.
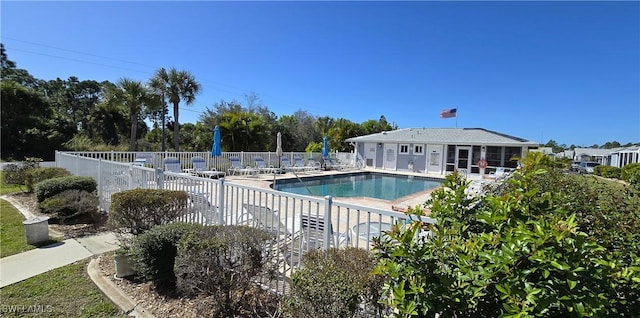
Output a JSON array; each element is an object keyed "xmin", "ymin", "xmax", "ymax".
[
  {"xmin": 1, "ymin": 158, "xmax": 45, "ymax": 188},
  {"xmin": 130, "ymin": 222, "xmax": 204, "ymax": 287},
  {"xmin": 594, "ymin": 165, "xmax": 621, "ymax": 179},
  {"xmin": 39, "ymin": 189, "xmax": 99, "ymax": 224},
  {"xmin": 283, "ymin": 247, "xmax": 388, "ymax": 318},
  {"xmin": 35, "ymin": 175, "xmax": 96, "ymax": 203},
  {"xmin": 25, "ymin": 167, "xmax": 71, "ymax": 192},
  {"xmin": 175, "ymin": 225, "xmax": 278, "ymax": 317},
  {"xmin": 621, "ymin": 163, "xmax": 640, "ymax": 188},
  {"xmin": 108, "ymin": 189, "xmax": 188, "ymax": 235}
]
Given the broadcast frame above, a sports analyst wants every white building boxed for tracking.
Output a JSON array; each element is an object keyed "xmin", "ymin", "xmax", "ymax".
[
  {"xmin": 604, "ymin": 146, "xmax": 640, "ymax": 168},
  {"xmin": 346, "ymin": 128, "xmax": 539, "ymax": 176}
]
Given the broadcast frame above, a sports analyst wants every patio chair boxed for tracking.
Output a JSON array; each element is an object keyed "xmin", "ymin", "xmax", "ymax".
[
  {"xmin": 191, "ymin": 157, "xmax": 225, "ymax": 179},
  {"xmin": 254, "ymin": 156, "xmax": 280, "ymax": 174},
  {"xmin": 307, "ymin": 157, "xmax": 323, "ymax": 171},
  {"xmin": 132, "ymin": 153, "xmax": 154, "ymax": 167},
  {"xmin": 326, "ymin": 158, "xmax": 349, "ymax": 170},
  {"xmin": 240, "ymin": 203, "xmax": 298, "ymax": 239},
  {"xmin": 299, "ymin": 213, "xmax": 350, "ymax": 249},
  {"xmin": 227, "ymin": 157, "xmax": 258, "ymax": 176},
  {"xmin": 294, "ymin": 156, "xmax": 320, "ymax": 172},
  {"xmin": 184, "ymin": 191, "xmax": 220, "ymax": 225},
  {"xmin": 163, "ymin": 157, "xmax": 192, "ymax": 176},
  {"xmin": 281, "ymin": 157, "xmax": 306, "ymax": 173},
  {"xmin": 484, "ymin": 167, "xmax": 511, "ymax": 181}
]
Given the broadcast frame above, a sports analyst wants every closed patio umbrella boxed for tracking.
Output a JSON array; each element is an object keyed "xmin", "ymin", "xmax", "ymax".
[
  {"xmin": 276, "ymin": 132, "xmax": 283, "ymax": 168},
  {"xmin": 322, "ymin": 136, "xmax": 329, "ymax": 169},
  {"xmin": 211, "ymin": 125, "xmax": 222, "ymax": 157}
]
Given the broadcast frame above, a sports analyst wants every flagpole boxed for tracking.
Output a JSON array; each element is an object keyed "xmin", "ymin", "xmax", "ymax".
[{"xmin": 456, "ymin": 107, "xmax": 458, "ymax": 128}]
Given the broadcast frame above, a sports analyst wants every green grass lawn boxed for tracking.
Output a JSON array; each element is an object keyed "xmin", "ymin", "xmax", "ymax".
[
  {"xmin": 0, "ymin": 259, "xmax": 127, "ymax": 318},
  {"xmin": 1, "ymin": 172, "xmax": 124, "ymax": 317},
  {"xmin": 0, "ymin": 171, "xmax": 24, "ymax": 195},
  {"xmin": 0, "ymin": 199, "xmax": 35, "ymax": 258}
]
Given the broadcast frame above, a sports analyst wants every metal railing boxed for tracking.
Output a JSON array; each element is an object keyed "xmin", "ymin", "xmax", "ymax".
[{"xmin": 55, "ymin": 151, "xmax": 436, "ymax": 295}]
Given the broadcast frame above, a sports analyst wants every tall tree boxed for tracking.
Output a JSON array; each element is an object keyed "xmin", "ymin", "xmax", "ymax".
[
  {"xmin": 105, "ymin": 78, "xmax": 158, "ymax": 150},
  {"xmin": 149, "ymin": 67, "xmax": 201, "ymax": 152}
]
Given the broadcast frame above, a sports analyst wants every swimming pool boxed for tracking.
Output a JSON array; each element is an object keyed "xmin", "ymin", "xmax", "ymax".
[{"xmin": 273, "ymin": 172, "xmax": 442, "ymax": 200}]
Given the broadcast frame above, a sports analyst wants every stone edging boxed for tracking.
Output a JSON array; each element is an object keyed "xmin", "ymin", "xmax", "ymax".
[
  {"xmin": 1, "ymin": 194, "xmax": 38, "ymax": 219},
  {"xmin": 86, "ymin": 256, "xmax": 156, "ymax": 318}
]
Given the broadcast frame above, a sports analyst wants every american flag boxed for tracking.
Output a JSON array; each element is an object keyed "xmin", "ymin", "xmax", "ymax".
[{"xmin": 440, "ymin": 108, "xmax": 457, "ymax": 118}]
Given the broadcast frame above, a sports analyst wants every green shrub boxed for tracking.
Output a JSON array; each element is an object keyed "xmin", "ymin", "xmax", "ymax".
[
  {"xmin": 34, "ymin": 175, "xmax": 96, "ymax": 203},
  {"xmin": 375, "ymin": 167, "xmax": 640, "ymax": 317},
  {"xmin": 130, "ymin": 222, "xmax": 203, "ymax": 287},
  {"xmin": 283, "ymin": 247, "xmax": 388, "ymax": 318},
  {"xmin": 175, "ymin": 225, "xmax": 278, "ymax": 317},
  {"xmin": 39, "ymin": 189, "xmax": 99, "ymax": 224},
  {"xmin": 621, "ymin": 163, "xmax": 640, "ymax": 187},
  {"xmin": 594, "ymin": 165, "xmax": 621, "ymax": 179},
  {"xmin": 2, "ymin": 163, "xmax": 27, "ymax": 187},
  {"xmin": 25, "ymin": 167, "xmax": 71, "ymax": 192},
  {"xmin": 108, "ymin": 189, "xmax": 188, "ymax": 235},
  {"xmin": 2, "ymin": 158, "xmax": 44, "ymax": 188}
]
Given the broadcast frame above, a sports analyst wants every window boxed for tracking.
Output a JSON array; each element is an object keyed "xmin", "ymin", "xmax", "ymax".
[
  {"xmin": 472, "ymin": 146, "xmax": 482, "ymax": 164},
  {"xmin": 414, "ymin": 145, "xmax": 423, "ymax": 154},
  {"xmin": 446, "ymin": 145, "xmax": 456, "ymax": 163},
  {"xmin": 399, "ymin": 144, "xmax": 409, "ymax": 154},
  {"xmin": 504, "ymin": 147, "xmax": 522, "ymax": 168},
  {"xmin": 486, "ymin": 146, "xmax": 502, "ymax": 167}
]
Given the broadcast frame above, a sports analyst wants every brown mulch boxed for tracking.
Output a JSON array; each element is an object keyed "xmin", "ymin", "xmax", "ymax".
[
  {"xmin": 98, "ymin": 253, "xmax": 205, "ymax": 318},
  {"xmin": 97, "ymin": 253, "xmax": 281, "ymax": 318},
  {"xmin": 6, "ymin": 192, "xmax": 110, "ymax": 239}
]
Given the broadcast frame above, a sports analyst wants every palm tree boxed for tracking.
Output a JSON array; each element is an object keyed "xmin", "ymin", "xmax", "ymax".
[
  {"xmin": 149, "ymin": 67, "xmax": 201, "ymax": 152},
  {"xmin": 105, "ymin": 78, "xmax": 154, "ymax": 151}
]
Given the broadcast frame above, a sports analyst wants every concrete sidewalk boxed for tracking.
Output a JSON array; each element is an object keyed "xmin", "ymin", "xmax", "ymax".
[{"xmin": 0, "ymin": 231, "xmax": 119, "ymax": 288}]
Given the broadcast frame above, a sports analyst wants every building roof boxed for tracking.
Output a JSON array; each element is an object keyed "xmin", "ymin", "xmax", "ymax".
[
  {"xmin": 573, "ymin": 147, "xmax": 623, "ymax": 157},
  {"xmin": 345, "ymin": 128, "xmax": 539, "ymax": 146}
]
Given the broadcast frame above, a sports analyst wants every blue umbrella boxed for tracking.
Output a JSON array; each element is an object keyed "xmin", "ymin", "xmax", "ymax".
[
  {"xmin": 211, "ymin": 125, "xmax": 222, "ymax": 157},
  {"xmin": 322, "ymin": 136, "xmax": 329, "ymax": 158}
]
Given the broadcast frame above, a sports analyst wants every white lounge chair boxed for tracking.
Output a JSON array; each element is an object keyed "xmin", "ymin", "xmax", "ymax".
[
  {"xmin": 326, "ymin": 158, "xmax": 349, "ymax": 170},
  {"xmin": 133, "ymin": 153, "xmax": 154, "ymax": 167},
  {"xmin": 240, "ymin": 203, "xmax": 298, "ymax": 239},
  {"xmin": 163, "ymin": 157, "xmax": 191, "ymax": 176},
  {"xmin": 227, "ymin": 157, "xmax": 258, "ymax": 176},
  {"xmin": 191, "ymin": 157, "xmax": 225, "ymax": 179},
  {"xmin": 300, "ymin": 213, "xmax": 350, "ymax": 249},
  {"xmin": 281, "ymin": 157, "xmax": 306, "ymax": 173},
  {"xmin": 294, "ymin": 156, "xmax": 320, "ymax": 172},
  {"xmin": 183, "ymin": 191, "xmax": 220, "ymax": 225},
  {"xmin": 254, "ymin": 156, "xmax": 280, "ymax": 174},
  {"xmin": 485, "ymin": 167, "xmax": 511, "ymax": 181}
]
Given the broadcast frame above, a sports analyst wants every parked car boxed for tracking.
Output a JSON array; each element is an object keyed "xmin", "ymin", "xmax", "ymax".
[
  {"xmin": 570, "ymin": 161, "xmax": 581, "ymax": 172},
  {"xmin": 577, "ymin": 161, "xmax": 600, "ymax": 174}
]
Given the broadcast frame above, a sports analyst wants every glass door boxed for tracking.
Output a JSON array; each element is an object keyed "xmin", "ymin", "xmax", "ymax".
[{"xmin": 456, "ymin": 147, "xmax": 471, "ymax": 171}]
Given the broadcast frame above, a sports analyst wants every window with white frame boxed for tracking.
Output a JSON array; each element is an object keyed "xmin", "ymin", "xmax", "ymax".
[
  {"xmin": 414, "ymin": 145, "xmax": 423, "ymax": 154},
  {"xmin": 399, "ymin": 144, "xmax": 409, "ymax": 154}
]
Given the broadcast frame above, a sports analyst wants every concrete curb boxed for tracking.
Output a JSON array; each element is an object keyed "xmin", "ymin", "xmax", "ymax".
[
  {"xmin": 1, "ymin": 194, "xmax": 38, "ymax": 219},
  {"xmin": 86, "ymin": 256, "xmax": 156, "ymax": 318}
]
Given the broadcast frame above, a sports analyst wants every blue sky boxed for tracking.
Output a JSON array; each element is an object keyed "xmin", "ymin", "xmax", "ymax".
[{"xmin": 2, "ymin": 1, "xmax": 638, "ymax": 147}]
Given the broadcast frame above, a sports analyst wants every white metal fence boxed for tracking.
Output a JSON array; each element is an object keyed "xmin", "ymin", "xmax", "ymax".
[
  {"xmin": 59, "ymin": 150, "xmax": 360, "ymax": 172},
  {"xmin": 55, "ymin": 151, "xmax": 435, "ymax": 295}
]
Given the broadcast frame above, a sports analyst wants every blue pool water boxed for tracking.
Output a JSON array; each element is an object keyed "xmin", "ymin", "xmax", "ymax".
[{"xmin": 273, "ymin": 172, "xmax": 442, "ymax": 200}]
